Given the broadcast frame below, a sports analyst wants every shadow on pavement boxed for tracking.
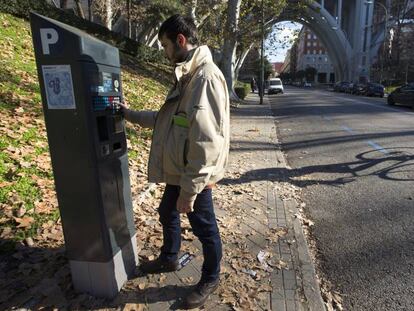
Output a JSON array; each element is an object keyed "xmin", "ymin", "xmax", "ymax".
[{"xmin": 221, "ymin": 147, "xmax": 414, "ymax": 187}]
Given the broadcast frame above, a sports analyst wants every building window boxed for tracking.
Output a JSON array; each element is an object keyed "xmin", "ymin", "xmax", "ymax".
[
  {"xmin": 319, "ymin": 49, "xmax": 323, "ymax": 54},
  {"xmin": 313, "ymin": 42, "xmax": 317, "ymax": 46},
  {"xmin": 325, "ymin": 57, "xmax": 328, "ymax": 62},
  {"xmin": 313, "ymin": 50, "xmax": 317, "ymax": 54},
  {"xmin": 307, "ymin": 42, "xmax": 311, "ymax": 47},
  {"xmin": 307, "ymin": 34, "xmax": 311, "ymax": 39}
]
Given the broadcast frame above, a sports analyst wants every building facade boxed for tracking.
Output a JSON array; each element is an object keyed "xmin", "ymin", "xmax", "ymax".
[{"xmin": 296, "ymin": 26, "xmax": 335, "ymax": 84}]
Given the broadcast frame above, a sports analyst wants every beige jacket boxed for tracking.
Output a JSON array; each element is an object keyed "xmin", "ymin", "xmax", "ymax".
[{"xmin": 124, "ymin": 45, "xmax": 230, "ymax": 202}]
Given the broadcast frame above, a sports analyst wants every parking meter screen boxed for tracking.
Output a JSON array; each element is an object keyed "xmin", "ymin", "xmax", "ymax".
[{"xmin": 90, "ymin": 72, "xmax": 120, "ymax": 93}]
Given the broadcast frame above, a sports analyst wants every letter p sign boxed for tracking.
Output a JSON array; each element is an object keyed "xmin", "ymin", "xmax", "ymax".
[{"xmin": 40, "ymin": 28, "xmax": 59, "ymax": 55}]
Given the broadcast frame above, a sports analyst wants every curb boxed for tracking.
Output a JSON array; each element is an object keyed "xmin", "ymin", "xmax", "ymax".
[{"xmin": 287, "ymin": 199, "xmax": 326, "ymax": 311}]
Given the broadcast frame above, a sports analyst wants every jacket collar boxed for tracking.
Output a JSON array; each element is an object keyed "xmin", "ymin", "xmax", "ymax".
[{"xmin": 174, "ymin": 45, "xmax": 212, "ymax": 82}]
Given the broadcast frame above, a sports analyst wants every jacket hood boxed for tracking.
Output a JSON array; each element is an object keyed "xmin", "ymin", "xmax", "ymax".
[{"xmin": 174, "ymin": 45, "xmax": 213, "ymax": 81}]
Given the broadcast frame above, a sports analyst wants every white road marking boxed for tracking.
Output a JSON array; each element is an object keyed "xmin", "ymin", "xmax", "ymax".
[
  {"xmin": 341, "ymin": 125, "xmax": 355, "ymax": 134},
  {"xmin": 366, "ymin": 141, "xmax": 389, "ymax": 154},
  {"xmin": 322, "ymin": 115, "xmax": 332, "ymax": 121}
]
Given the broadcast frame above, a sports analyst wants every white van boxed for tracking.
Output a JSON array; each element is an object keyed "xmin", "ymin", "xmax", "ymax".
[{"xmin": 267, "ymin": 78, "xmax": 284, "ymax": 94}]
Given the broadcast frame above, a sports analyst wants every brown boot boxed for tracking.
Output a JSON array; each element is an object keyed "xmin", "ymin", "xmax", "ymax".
[
  {"xmin": 183, "ymin": 278, "xmax": 219, "ymax": 309},
  {"xmin": 139, "ymin": 257, "xmax": 179, "ymax": 274}
]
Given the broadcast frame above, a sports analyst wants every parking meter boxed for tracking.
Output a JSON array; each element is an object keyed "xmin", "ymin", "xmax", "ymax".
[{"xmin": 30, "ymin": 13, "xmax": 138, "ymax": 298}]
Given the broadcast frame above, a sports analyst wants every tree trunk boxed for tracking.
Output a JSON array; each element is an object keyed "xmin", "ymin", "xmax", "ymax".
[
  {"xmin": 197, "ymin": 1, "xmax": 227, "ymax": 29},
  {"xmin": 234, "ymin": 43, "xmax": 254, "ymax": 82},
  {"xmin": 126, "ymin": 0, "xmax": 131, "ymax": 38},
  {"xmin": 187, "ymin": 0, "xmax": 197, "ymax": 23},
  {"xmin": 87, "ymin": 0, "xmax": 93, "ymax": 21},
  {"xmin": 60, "ymin": 0, "xmax": 68, "ymax": 9},
  {"xmin": 74, "ymin": 0, "xmax": 86, "ymax": 19},
  {"xmin": 148, "ymin": 29, "xmax": 160, "ymax": 48},
  {"xmin": 104, "ymin": 0, "xmax": 113, "ymax": 30},
  {"xmin": 220, "ymin": 0, "xmax": 242, "ymax": 100}
]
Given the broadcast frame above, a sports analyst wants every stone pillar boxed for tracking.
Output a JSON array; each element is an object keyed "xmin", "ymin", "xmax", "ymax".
[{"xmin": 348, "ymin": 0, "xmax": 374, "ymax": 82}]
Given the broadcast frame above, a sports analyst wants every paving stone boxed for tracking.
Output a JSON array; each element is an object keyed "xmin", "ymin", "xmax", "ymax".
[
  {"xmin": 282, "ymin": 269, "xmax": 296, "ymax": 281},
  {"xmin": 283, "ymin": 275, "xmax": 297, "ymax": 290},
  {"xmin": 271, "ymin": 298, "xmax": 286, "ymax": 311},
  {"xmin": 286, "ymin": 299, "xmax": 297, "ymax": 311},
  {"xmin": 284, "ymin": 289, "xmax": 297, "ymax": 301}
]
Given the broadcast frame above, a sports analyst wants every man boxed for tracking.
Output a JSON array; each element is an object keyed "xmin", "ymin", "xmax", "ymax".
[{"xmin": 120, "ymin": 14, "xmax": 230, "ymax": 309}]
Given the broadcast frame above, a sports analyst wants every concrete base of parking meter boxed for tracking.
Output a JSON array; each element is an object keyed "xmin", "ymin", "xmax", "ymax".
[{"xmin": 69, "ymin": 233, "xmax": 138, "ymax": 298}]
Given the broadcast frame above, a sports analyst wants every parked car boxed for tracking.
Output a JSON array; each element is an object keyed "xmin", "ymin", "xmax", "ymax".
[
  {"xmin": 334, "ymin": 81, "xmax": 350, "ymax": 92},
  {"xmin": 387, "ymin": 83, "xmax": 414, "ymax": 107},
  {"xmin": 345, "ymin": 82, "xmax": 355, "ymax": 93},
  {"xmin": 267, "ymin": 78, "xmax": 284, "ymax": 94},
  {"xmin": 351, "ymin": 83, "xmax": 367, "ymax": 95},
  {"xmin": 303, "ymin": 82, "xmax": 312, "ymax": 87},
  {"xmin": 365, "ymin": 82, "xmax": 385, "ymax": 97}
]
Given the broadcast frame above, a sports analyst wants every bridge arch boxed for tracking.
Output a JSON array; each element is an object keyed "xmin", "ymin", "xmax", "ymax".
[{"xmin": 275, "ymin": 0, "xmax": 372, "ymax": 82}]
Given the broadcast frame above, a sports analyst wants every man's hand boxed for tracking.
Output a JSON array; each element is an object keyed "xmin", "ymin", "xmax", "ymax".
[
  {"xmin": 118, "ymin": 101, "xmax": 129, "ymax": 111},
  {"xmin": 176, "ymin": 195, "xmax": 195, "ymax": 214}
]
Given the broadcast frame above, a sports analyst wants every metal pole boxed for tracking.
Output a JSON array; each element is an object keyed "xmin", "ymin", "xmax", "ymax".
[
  {"xmin": 260, "ymin": 0, "xmax": 264, "ymax": 105},
  {"xmin": 88, "ymin": 0, "xmax": 92, "ymax": 21},
  {"xmin": 406, "ymin": 62, "xmax": 409, "ymax": 84},
  {"xmin": 378, "ymin": 2, "xmax": 388, "ymax": 84}
]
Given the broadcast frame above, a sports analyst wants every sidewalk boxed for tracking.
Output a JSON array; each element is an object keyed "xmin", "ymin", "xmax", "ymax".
[{"xmin": 116, "ymin": 93, "xmax": 325, "ymax": 311}]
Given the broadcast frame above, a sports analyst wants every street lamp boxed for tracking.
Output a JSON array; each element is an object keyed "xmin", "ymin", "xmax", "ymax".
[{"xmin": 365, "ymin": 1, "xmax": 389, "ymax": 84}]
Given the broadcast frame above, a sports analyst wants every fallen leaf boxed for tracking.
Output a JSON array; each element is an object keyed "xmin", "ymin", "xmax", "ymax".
[
  {"xmin": 138, "ymin": 283, "xmax": 146, "ymax": 290},
  {"xmin": 122, "ymin": 303, "xmax": 144, "ymax": 311},
  {"xmin": 14, "ymin": 216, "xmax": 35, "ymax": 228}
]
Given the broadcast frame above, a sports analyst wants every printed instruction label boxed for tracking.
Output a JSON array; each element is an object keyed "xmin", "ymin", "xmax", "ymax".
[{"xmin": 42, "ymin": 65, "xmax": 76, "ymax": 109}]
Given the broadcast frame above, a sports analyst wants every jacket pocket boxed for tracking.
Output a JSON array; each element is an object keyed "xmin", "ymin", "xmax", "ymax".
[{"xmin": 164, "ymin": 123, "xmax": 189, "ymax": 174}]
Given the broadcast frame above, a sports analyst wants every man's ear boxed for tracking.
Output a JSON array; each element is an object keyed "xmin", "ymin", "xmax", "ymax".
[{"xmin": 176, "ymin": 34, "xmax": 187, "ymax": 48}]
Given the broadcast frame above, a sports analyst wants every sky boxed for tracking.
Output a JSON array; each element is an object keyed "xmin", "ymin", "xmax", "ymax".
[{"xmin": 265, "ymin": 21, "xmax": 302, "ymax": 63}]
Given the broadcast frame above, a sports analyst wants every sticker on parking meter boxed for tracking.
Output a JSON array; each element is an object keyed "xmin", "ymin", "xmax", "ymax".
[{"xmin": 42, "ymin": 65, "xmax": 76, "ymax": 109}]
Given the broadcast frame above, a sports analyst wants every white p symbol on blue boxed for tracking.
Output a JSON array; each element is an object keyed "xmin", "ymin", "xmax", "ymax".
[{"xmin": 40, "ymin": 28, "xmax": 59, "ymax": 55}]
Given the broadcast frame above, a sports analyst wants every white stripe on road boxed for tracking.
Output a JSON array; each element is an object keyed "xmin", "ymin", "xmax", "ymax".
[
  {"xmin": 323, "ymin": 116, "xmax": 390, "ymax": 155},
  {"xmin": 322, "ymin": 115, "xmax": 332, "ymax": 121},
  {"xmin": 366, "ymin": 141, "xmax": 389, "ymax": 154},
  {"xmin": 341, "ymin": 125, "xmax": 355, "ymax": 134}
]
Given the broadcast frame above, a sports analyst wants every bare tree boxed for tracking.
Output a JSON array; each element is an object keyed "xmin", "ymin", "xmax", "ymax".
[
  {"xmin": 74, "ymin": 0, "xmax": 86, "ymax": 19},
  {"xmin": 220, "ymin": 0, "xmax": 242, "ymax": 99}
]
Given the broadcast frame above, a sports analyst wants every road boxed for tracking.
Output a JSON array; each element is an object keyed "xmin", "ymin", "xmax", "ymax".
[{"xmin": 269, "ymin": 87, "xmax": 414, "ymax": 310}]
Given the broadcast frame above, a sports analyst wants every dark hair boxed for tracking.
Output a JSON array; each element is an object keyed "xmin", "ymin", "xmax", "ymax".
[{"xmin": 158, "ymin": 14, "xmax": 199, "ymax": 45}]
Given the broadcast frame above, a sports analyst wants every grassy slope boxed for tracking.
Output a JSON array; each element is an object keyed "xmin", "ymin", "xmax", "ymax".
[{"xmin": 0, "ymin": 12, "xmax": 170, "ymax": 251}]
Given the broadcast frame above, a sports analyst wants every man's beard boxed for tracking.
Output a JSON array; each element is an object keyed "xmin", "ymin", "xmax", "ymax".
[{"xmin": 172, "ymin": 41, "xmax": 187, "ymax": 63}]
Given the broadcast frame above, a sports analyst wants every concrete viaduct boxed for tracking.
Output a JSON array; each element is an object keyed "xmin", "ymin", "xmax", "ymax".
[{"xmin": 281, "ymin": 0, "xmax": 378, "ymax": 83}]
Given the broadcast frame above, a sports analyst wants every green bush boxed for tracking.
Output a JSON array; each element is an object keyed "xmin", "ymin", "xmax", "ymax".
[
  {"xmin": 234, "ymin": 81, "xmax": 250, "ymax": 99},
  {"xmin": 234, "ymin": 87, "xmax": 247, "ymax": 99}
]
